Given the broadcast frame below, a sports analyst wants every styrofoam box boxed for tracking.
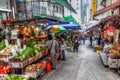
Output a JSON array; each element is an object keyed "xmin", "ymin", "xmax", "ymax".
[
  {"xmin": 100, "ymin": 53, "xmax": 108, "ymax": 66},
  {"xmin": 108, "ymin": 56, "xmax": 120, "ymax": 68}
]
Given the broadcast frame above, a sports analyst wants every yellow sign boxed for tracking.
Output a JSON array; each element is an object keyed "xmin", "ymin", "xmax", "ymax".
[{"xmin": 92, "ymin": 0, "xmax": 97, "ymax": 16}]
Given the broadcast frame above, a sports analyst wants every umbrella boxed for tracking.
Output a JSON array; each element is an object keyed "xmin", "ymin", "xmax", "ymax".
[
  {"xmin": 60, "ymin": 24, "xmax": 81, "ymax": 29},
  {"xmin": 46, "ymin": 25, "xmax": 66, "ymax": 33}
]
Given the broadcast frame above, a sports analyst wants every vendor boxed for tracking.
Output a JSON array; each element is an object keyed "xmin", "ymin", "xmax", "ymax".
[
  {"xmin": 104, "ymin": 32, "xmax": 109, "ymax": 43},
  {"xmin": 10, "ymin": 28, "xmax": 18, "ymax": 44}
]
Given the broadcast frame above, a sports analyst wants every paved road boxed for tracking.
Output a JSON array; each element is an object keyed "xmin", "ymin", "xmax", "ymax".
[{"xmin": 46, "ymin": 43, "xmax": 120, "ymax": 80}]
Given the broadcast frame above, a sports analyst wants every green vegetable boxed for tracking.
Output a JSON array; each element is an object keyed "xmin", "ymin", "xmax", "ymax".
[
  {"xmin": 6, "ymin": 74, "xmax": 26, "ymax": 80},
  {"xmin": 15, "ymin": 47, "xmax": 40, "ymax": 60},
  {"xmin": 0, "ymin": 42, "xmax": 6, "ymax": 51},
  {"xmin": 26, "ymin": 39, "xmax": 37, "ymax": 47}
]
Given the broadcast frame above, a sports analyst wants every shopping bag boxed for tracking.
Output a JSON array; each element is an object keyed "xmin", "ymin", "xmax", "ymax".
[{"xmin": 96, "ymin": 50, "xmax": 101, "ymax": 54}]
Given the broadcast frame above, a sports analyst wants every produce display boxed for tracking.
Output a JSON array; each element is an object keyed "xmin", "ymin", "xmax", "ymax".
[
  {"xmin": 14, "ymin": 47, "xmax": 40, "ymax": 60},
  {"xmin": 25, "ymin": 64, "xmax": 37, "ymax": 73},
  {"xmin": 0, "ymin": 47, "xmax": 12, "ymax": 56},
  {"xmin": 0, "ymin": 64, "xmax": 11, "ymax": 74},
  {"xmin": 36, "ymin": 63, "xmax": 44, "ymax": 68},
  {"xmin": 112, "ymin": 49, "xmax": 120, "ymax": 57},
  {"xmin": 26, "ymin": 39, "xmax": 37, "ymax": 47},
  {"xmin": 0, "ymin": 42, "xmax": 6, "ymax": 51},
  {"xmin": 36, "ymin": 35, "xmax": 47, "ymax": 40},
  {"xmin": 5, "ymin": 74, "xmax": 27, "ymax": 80},
  {"xmin": 66, "ymin": 40, "xmax": 73, "ymax": 46},
  {"xmin": 25, "ymin": 62, "xmax": 45, "ymax": 73}
]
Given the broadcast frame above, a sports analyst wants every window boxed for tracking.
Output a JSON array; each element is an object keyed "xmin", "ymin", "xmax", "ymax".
[
  {"xmin": 60, "ymin": 8, "xmax": 62, "ymax": 14},
  {"xmin": 40, "ymin": 6, "xmax": 47, "ymax": 14},
  {"xmin": 48, "ymin": 3, "xmax": 51, "ymax": 11},
  {"xmin": 56, "ymin": 6, "xmax": 58, "ymax": 13},
  {"xmin": 33, "ymin": 2, "xmax": 40, "ymax": 14},
  {"xmin": 0, "ymin": 0, "xmax": 10, "ymax": 9}
]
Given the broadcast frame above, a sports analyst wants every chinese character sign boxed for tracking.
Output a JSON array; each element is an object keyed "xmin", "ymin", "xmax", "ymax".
[{"xmin": 92, "ymin": 0, "xmax": 97, "ymax": 16}]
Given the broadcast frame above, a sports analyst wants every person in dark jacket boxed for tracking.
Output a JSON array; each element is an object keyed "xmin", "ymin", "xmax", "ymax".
[
  {"xmin": 73, "ymin": 36, "xmax": 79, "ymax": 52},
  {"xmin": 97, "ymin": 35, "xmax": 102, "ymax": 46}
]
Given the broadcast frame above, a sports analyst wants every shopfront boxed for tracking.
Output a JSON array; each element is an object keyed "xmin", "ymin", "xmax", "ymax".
[
  {"xmin": 0, "ymin": 0, "xmax": 11, "ymax": 28},
  {"xmin": 0, "ymin": 12, "xmax": 8, "ymax": 27}
]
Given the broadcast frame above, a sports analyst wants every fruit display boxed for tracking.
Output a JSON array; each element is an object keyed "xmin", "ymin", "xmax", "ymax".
[
  {"xmin": 0, "ymin": 42, "xmax": 6, "ymax": 51},
  {"xmin": 113, "ymin": 50, "xmax": 120, "ymax": 57},
  {"xmin": 14, "ymin": 47, "xmax": 40, "ymax": 60},
  {"xmin": 36, "ymin": 35, "xmax": 47, "ymax": 40},
  {"xmin": 36, "ymin": 63, "xmax": 44, "ymax": 68},
  {"xmin": 5, "ymin": 74, "xmax": 27, "ymax": 80},
  {"xmin": 25, "ymin": 64, "xmax": 37, "ymax": 73},
  {"xmin": 25, "ymin": 62, "xmax": 45, "ymax": 72},
  {"xmin": 0, "ymin": 64, "xmax": 11, "ymax": 74}
]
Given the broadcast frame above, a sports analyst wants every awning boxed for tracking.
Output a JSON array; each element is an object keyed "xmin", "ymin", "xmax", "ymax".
[
  {"xmin": 52, "ymin": 0, "xmax": 77, "ymax": 14},
  {"xmin": 60, "ymin": 23, "xmax": 81, "ymax": 30},
  {"xmin": 82, "ymin": 20, "xmax": 100, "ymax": 31},
  {"xmin": 48, "ymin": 18, "xmax": 69, "ymax": 24},
  {"xmin": 64, "ymin": 16, "xmax": 78, "ymax": 24},
  {"xmin": 37, "ymin": 19, "xmax": 70, "ymax": 26},
  {"xmin": 99, "ymin": 15, "xmax": 120, "ymax": 24}
]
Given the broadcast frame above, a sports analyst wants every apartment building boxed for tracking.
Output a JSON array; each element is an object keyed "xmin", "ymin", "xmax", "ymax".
[
  {"xmin": 15, "ymin": 0, "xmax": 64, "ymax": 20},
  {"xmin": 94, "ymin": 0, "xmax": 120, "ymax": 20},
  {"xmin": 0, "ymin": 0, "xmax": 11, "ymax": 27}
]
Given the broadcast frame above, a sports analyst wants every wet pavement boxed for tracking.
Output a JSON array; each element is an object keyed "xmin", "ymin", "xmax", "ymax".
[{"xmin": 43, "ymin": 42, "xmax": 120, "ymax": 80}]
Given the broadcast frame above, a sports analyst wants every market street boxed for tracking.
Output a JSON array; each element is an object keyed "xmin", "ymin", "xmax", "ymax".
[{"xmin": 45, "ymin": 42, "xmax": 120, "ymax": 80}]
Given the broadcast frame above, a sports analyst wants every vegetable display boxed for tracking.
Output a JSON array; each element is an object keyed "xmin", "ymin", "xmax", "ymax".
[
  {"xmin": 15, "ymin": 47, "xmax": 40, "ymax": 60},
  {"xmin": 6, "ymin": 74, "xmax": 26, "ymax": 80},
  {"xmin": 0, "ymin": 42, "xmax": 6, "ymax": 51},
  {"xmin": 26, "ymin": 39, "xmax": 37, "ymax": 47}
]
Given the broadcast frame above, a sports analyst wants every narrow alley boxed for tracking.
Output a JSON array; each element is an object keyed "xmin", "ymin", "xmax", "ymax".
[{"xmin": 45, "ymin": 43, "xmax": 120, "ymax": 80}]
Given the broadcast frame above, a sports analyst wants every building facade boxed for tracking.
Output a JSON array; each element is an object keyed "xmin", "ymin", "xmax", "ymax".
[
  {"xmin": 80, "ymin": 0, "xmax": 92, "ymax": 24},
  {"xmin": 15, "ymin": 0, "xmax": 64, "ymax": 20},
  {"xmin": 0, "ymin": 0, "xmax": 11, "ymax": 27},
  {"xmin": 94, "ymin": 0, "xmax": 120, "ymax": 20},
  {"xmin": 64, "ymin": 0, "xmax": 81, "ymax": 24}
]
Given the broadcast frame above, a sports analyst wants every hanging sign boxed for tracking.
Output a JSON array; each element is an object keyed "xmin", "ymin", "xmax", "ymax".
[{"xmin": 92, "ymin": 0, "xmax": 97, "ymax": 16}]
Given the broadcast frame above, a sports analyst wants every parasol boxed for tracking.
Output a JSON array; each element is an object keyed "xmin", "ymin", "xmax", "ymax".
[{"xmin": 46, "ymin": 25, "xmax": 66, "ymax": 33}]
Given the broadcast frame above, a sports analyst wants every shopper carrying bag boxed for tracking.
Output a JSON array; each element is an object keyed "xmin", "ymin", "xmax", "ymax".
[{"xmin": 46, "ymin": 34, "xmax": 58, "ymax": 69}]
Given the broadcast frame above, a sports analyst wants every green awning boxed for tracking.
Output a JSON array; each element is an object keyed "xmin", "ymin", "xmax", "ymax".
[
  {"xmin": 52, "ymin": 0, "xmax": 77, "ymax": 14},
  {"xmin": 64, "ymin": 16, "xmax": 78, "ymax": 24}
]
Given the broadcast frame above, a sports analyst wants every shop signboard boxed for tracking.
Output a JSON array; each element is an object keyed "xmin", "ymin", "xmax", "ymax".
[{"xmin": 92, "ymin": 0, "xmax": 97, "ymax": 16}]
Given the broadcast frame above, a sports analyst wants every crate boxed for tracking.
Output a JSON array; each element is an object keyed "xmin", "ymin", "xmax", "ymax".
[
  {"xmin": 108, "ymin": 55, "xmax": 120, "ymax": 68},
  {"xmin": 25, "ymin": 69, "xmax": 43, "ymax": 78},
  {"xmin": 9, "ymin": 60, "xmax": 29, "ymax": 68}
]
